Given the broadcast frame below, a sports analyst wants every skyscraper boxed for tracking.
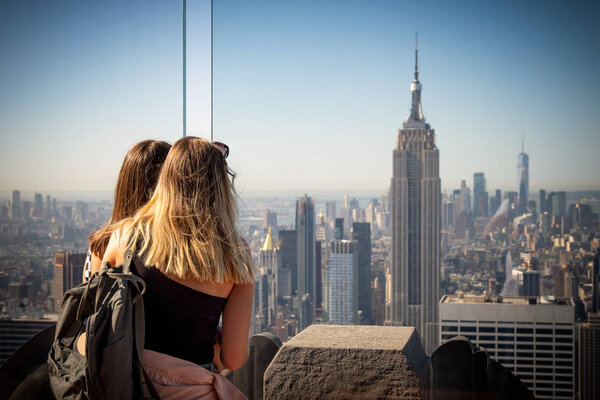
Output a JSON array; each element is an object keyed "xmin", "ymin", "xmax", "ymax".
[
  {"xmin": 296, "ymin": 195, "xmax": 315, "ymax": 330},
  {"xmin": 513, "ymin": 269, "xmax": 541, "ymax": 297},
  {"xmin": 46, "ymin": 194, "xmax": 51, "ymax": 217},
  {"xmin": 315, "ymin": 239, "xmax": 323, "ymax": 320},
  {"xmin": 517, "ymin": 144, "xmax": 529, "ymax": 214},
  {"xmin": 390, "ymin": 39, "xmax": 441, "ymax": 355},
  {"xmin": 53, "ymin": 252, "xmax": 86, "ymax": 310},
  {"xmin": 11, "ymin": 190, "xmax": 21, "ymax": 220},
  {"xmin": 278, "ymin": 229, "xmax": 297, "ymax": 298},
  {"xmin": 460, "ymin": 180, "xmax": 471, "ymax": 213},
  {"xmin": 539, "ymin": 189, "xmax": 547, "ymax": 213},
  {"xmin": 490, "ymin": 189, "xmax": 502, "ymax": 216},
  {"xmin": 253, "ymin": 270, "xmax": 269, "ymax": 333},
  {"xmin": 352, "ymin": 222, "xmax": 371, "ymax": 324},
  {"xmin": 263, "ymin": 209, "xmax": 278, "ymax": 231},
  {"xmin": 258, "ymin": 227, "xmax": 278, "ymax": 330},
  {"xmin": 556, "ymin": 191, "xmax": 567, "ymax": 218},
  {"xmin": 473, "ymin": 172, "xmax": 488, "ymax": 218},
  {"xmin": 442, "ymin": 200, "xmax": 455, "ymax": 230},
  {"xmin": 316, "ymin": 212, "xmax": 328, "ymax": 243},
  {"xmin": 328, "ymin": 240, "xmax": 356, "ymax": 324},
  {"xmin": 22, "ymin": 201, "xmax": 31, "ymax": 220},
  {"xmin": 34, "ymin": 193, "xmax": 44, "ymax": 217}
]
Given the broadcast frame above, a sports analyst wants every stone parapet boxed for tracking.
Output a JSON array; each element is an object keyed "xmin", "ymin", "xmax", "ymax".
[{"xmin": 264, "ymin": 325, "xmax": 429, "ymax": 399}]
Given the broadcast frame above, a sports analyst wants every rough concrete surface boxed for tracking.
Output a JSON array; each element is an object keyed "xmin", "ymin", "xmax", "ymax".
[{"xmin": 264, "ymin": 325, "xmax": 429, "ymax": 400}]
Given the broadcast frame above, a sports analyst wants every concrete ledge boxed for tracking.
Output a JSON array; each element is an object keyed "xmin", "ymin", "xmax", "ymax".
[
  {"xmin": 233, "ymin": 332, "xmax": 283, "ymax": 400},
  {"xmin": 264, "ymin": 325, "xmax": 429, "ymax": 400}
]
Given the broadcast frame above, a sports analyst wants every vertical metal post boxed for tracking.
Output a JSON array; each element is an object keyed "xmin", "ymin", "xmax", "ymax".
[
  {"xmin": 210, "ymin": 0, "xmax": 214, "ymax": 141},
  {"xmin": 183, "ymin": 0, "xmax": 186, "ymax": 137}
]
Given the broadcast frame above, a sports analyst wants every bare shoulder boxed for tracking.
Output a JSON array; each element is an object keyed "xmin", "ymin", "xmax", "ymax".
[
  {"xmin": 101, "ymin": 220, "xmax": 133, "ymax": 269},
  {"xmin": 114, "ymin": 220, "xmax": 134, "ymax": 247},
  {"xmin": 225, "ymin": 281, "xmax": 254, "ymax": 304}
]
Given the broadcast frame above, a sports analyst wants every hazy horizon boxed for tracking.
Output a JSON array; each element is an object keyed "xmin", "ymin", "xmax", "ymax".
[{"xmin": 3, "ymin": 188, "xmax": 600, "ymax": 203}]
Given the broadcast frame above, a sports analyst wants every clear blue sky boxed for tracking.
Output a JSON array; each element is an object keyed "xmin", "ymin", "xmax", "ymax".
[{"xmin": 1, "ymin": 0, "xmax": 599, "ymax": 196}]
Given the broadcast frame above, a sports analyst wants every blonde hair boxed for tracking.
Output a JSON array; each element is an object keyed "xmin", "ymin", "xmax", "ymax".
[{"xmin": 123, "ymin": 137, "xmax": 253, "ymax": 284}]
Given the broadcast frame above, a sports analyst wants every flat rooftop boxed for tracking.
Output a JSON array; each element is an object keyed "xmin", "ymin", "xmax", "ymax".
[{"xmin": 441, "ymin": 295, "xmax": 573, "ymax": 306}]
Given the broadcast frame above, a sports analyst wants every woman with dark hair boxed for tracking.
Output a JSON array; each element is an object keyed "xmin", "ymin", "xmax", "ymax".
[
  {"xmin": 2, "ymin": 140, "xmax": 171, "ymax": 400},
  {"xmin": 83, "ymin": 139, "xmax": 171, "ymax": 280},
  {"xmin": 100, "ymin": 137, "xmax": 252, "ymax": 398}
]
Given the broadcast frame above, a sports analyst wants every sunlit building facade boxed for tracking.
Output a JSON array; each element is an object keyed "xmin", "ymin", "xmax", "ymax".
[
  {"xmin": 440, "ymin": 295, "xmax": 575, "ymax": 400},
  {"xmin": 390, "ymin": 41, "xmax": 441, "ymax": 355},
  {"xmin": 328, "ymin": 240, "xmax": 356, "ymax": 324},
  {"xmin": 258, "ymin": 227, "xmax": 278, "ymax": 331}
]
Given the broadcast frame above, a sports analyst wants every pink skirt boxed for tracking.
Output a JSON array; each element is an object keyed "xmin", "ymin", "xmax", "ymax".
[{"xmin": 142, "ymin": 349, "xmax": 247, "ymax": 400}]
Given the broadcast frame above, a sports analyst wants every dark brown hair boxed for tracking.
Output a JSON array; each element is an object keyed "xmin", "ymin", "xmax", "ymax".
[{"xmin": 89, "ymin": 139, "xmax": 171, "ymax": 258}]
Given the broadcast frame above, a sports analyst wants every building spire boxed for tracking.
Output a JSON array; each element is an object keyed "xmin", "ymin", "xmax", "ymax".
[
  {"xmin": 262, "ymin": 226, "xmax": 275, "ymax": 251},
  {"xmin": 407, "ymin": 32, "xmax": 424, "ymax": 123},
  {"xmin": 414, "ymin": 31, "xmax": 419, "ymax": 82}
]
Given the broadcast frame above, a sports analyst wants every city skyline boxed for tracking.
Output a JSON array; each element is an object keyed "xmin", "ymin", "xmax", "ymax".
[{"xmin": 1, "ymin": 0, "xmax": 599, "ymax": 193}]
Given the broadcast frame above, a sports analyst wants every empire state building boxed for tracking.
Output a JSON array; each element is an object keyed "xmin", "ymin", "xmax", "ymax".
[{"xmin": 390, "ymin": 40, "xmax": 440, "ymax": 355}]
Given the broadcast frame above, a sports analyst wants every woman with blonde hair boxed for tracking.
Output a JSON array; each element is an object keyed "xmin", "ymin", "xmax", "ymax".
[{"xmin": 99, "ymin": 137, "xmax": 254, "ymax": 398}]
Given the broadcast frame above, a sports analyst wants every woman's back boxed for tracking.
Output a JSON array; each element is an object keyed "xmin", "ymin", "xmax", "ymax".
[
  {"xmin": 131, "ymin": 254, "xmax": 227, "ymax": 366},
  {"xmin": 100, "ymin": 137, "xmax": 255, "ymax": 372}
]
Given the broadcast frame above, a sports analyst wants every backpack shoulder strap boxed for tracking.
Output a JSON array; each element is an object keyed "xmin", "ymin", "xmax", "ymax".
[{"xmin": 122, "ymin": 249, "xmax": 134, "ymax": 274}]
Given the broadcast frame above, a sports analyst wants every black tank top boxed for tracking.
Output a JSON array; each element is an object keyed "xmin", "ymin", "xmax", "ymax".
[{"xmin": 132, "ymin": 255, "xmax": 228, "ymax": 366}]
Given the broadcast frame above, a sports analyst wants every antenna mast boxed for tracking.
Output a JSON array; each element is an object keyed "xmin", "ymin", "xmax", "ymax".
[
  {"xmin": 211, "ymin": 0, "xmax": 214, "ymax": 141},
  {"xmin": 183, "ymin": 0, "xmax": 186, "ymax": 137}
]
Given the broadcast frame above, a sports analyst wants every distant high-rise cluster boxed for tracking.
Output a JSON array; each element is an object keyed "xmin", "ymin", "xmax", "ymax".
[
  {"xmin": 2, "ymin": 190, "xmax": 78, "ymax": 223},
  {"xmin": 251, "ymin": 192, "xmax": 382, "ymax": 339}
]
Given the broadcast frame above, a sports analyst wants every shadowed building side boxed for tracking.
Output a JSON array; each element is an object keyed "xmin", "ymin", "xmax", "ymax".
[
  {"xmin": 52, "ymin": 252, "xmax": 86, "ymax": 311},
  {"xmin": 296, "ymin": 196, "xmax": 315, "ymax": 331},
  {"xmin": 352, "ymin": 222, "xmax": 371, "ymax": 324},
  {"xmin": 578, "ymin": 313, "xmax": 600, "ymax": 400}
]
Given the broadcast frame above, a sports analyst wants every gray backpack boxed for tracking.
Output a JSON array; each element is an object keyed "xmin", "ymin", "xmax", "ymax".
[{"xmin": 48, "ymin": 250, "xmax": 158, "ymax": 400}]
